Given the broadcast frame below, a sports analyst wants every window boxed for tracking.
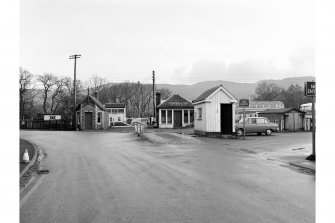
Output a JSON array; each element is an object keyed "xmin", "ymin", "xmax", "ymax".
[
  {"xmin": 184, "ymin": 110, "xmax": 189, "ymax": 124},
  {"xmin": 112, "ymin": 109, "xmax": 117, "ymax": 114},
  {"xmin": 198, "ymin": 108, "xmax": 202, "ymax": 119},
  {"xmin": 117, "ymin": 109, "xmax": 124, "ymax": 114},
  {"xmin": 167, "ymin": 110, "xmax": 172, "ymax": 124},
  {"xmin": 118, "ymin": 117, "xmax": 121, "ymax": 121},
  {"xmin": 190, "ymin": 110, "xmax": 194, "ymax": 123},
  {"xmin": 256, "ymin": 118, "xmax": 265, "ymax": 124},
  {"xmin": 161, "ymin": 110, "xmax": 166, "ymax": 124},
  {"xmin": 97, "ymin": 112, "xmax": 102, "ymax": 124},
  {"xmin": 107, "ymin": 109, "xmax": 111, "ymax": 113}
]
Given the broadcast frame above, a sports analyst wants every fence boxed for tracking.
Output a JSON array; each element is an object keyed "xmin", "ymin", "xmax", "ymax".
[{"xmin": 20, "ymin": 120, "xmax": 73, "ymax": 131}]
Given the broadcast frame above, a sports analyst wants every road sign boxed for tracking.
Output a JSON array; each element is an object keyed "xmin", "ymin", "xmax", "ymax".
[
  {"xmin": 305, "ymin": 81, "xmax": 316, "ymax": 97},
  {"xmin": 239, "ymin": 99, "xmax": 249, "ymax": 107}
]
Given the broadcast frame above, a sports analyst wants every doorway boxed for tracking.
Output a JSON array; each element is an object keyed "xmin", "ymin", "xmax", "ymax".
[
  {"xmin": 220, "ymin": 104, "xmax": 232, "ymax": 134},
  {"xmin": 174, "ymin": 111, "xmax": 182, "ymax": 128},
  {"xmin": 85, "ymin": 112, "xmax": 93, "ymax": 130}
]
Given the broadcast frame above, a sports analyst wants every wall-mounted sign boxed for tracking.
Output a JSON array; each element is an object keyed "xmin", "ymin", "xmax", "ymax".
[
  {"xmin": 305, "ymin": 81, "xmax": 316, "ymax": 97},
  {"xmin": 239, "ymin": 99, "xmax": 249, "ymax": 107}
]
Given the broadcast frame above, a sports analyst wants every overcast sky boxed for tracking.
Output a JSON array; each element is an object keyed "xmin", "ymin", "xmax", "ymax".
[{"xmin": 20, "ymin": 0, "xmax": 315, "ymax": 84}]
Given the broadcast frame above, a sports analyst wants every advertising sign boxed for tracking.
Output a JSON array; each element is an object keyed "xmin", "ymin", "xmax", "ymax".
[{"xmin": 305, "ymin": 81, "xmax": 316, "ymax": 97}]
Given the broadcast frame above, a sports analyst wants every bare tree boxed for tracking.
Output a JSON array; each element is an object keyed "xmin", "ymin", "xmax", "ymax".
[
  {"xmin": 50, "ymin": 77, "xmax": 66, "ymax": 114},
  {"xmin": 253, "ymin": 81, "xmax": 282, "ymax": 101},
  {"xmin": 37, "ymin": 73, "xmax": 57, "ymax": 114},
  {"xmin": 86, "ymin": 75, "xmax": 108, "ymax": 99},
  {"xmin": 19, "ymin": 67, "xmax": 35, "ymax": 119},
  {"xmin": 157, "ymin": 87, "xmax": 172, "ymax": 100}
]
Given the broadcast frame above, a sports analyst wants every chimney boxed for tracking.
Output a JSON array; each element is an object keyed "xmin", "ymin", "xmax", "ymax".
[
  {"xmin": 156, "ymin": 92, "xmax": 161, "ymax": 107},
  {"xmin": 94, "ymin": 91, "xmax": 98, "ymax": 99}
]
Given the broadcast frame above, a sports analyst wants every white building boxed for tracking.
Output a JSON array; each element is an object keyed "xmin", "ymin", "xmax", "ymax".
[
  {"xmin": 192, "ymin": 85, "xmax": 237, "ymax": 136},
  {"xmin": 105, "ymin": 103, "xmax": 126, "ymax": 125},
  {"xmin": 156, "ymin": 94, "xmax": 194, "ymax": 128}
]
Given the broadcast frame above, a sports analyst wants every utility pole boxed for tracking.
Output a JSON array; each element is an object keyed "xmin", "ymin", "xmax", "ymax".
[
  {"xmin": 69, "ymin": 54, "xmax": 81, "ymax": 130},
  {"xmin": 152, "ymin": 70, "xmax": 155, "ymax": 119}
]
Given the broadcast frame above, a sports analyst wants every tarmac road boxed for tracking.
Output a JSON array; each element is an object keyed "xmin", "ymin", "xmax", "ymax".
[{"xmin": 20, "ymin": 131, "xmax": 314, "ymax": 223}]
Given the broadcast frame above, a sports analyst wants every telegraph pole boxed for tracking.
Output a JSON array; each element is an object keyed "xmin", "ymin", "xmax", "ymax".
[
  {"xmin": 152, "ymin": 70, "xmax": 155, "ymax": 119},
  {"xmin": 69, "ymin": 54, "xmax": 81, "ymax": 130}
]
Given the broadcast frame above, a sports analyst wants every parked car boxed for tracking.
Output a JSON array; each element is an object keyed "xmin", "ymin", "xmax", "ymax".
[{"xmin": 235, "ymin": 117, "xmax": 279, "ymax": 136}]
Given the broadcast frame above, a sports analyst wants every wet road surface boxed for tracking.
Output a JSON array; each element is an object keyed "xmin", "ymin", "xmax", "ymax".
[{"xmin": 20, "ymin": 131, "xmax": 314, "ymax": 223}]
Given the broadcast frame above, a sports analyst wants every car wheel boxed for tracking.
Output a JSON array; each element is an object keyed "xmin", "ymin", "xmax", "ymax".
[
  {"xmin": 265, "ymin": 129, "xmax": 272, "ymax": 136},
  {"xmin": 236, "ymin": 129, "xmax": 244, "ymax": 137}
]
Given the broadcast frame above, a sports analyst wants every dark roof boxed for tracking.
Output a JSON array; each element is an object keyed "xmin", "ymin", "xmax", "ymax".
[
  {"xmin": 76, "ymin": 95, "xmax": 106, "ymax": 111},
  {"xmin": 157, "ymin": 94, "xmax": 193, "ymax": 109},
  {"xmin": 192, "ymin": 85, "xmax": 220, "ymax": 103},
  {"xmin": 258, "ymin": 108, "xmax": 305, "ymax": 114},
  {"xmin": 105, "ymin": 103, "xmax": 126, "ymax": 108}
]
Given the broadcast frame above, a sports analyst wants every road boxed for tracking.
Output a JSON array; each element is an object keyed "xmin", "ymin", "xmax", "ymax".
[{"xmin": 20, "ymin": 131, "xmax": 314, "ymax": 223}]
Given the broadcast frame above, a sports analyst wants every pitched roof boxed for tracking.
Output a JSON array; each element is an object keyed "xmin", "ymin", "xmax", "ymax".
[
  {"xmin": 157, "ymin": 94, "xmax": 193, "ymax": 109},
  {"xmin": 105, "ymin": 103, "xmax": 126, "ymax": 108},
  {"xmin": 192, "ymin": 85, "xmax": 236, "ymax": 103},
  {"xmin": 258, "ymin": 108, "xmax": 305, "ymax": 114},
  {"xmin": 76, "ymin": 95, "xmax": 106, "ymax": 111}
]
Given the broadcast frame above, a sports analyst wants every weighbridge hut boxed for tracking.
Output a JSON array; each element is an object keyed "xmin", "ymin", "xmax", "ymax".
[{"xmin": 192, "ymin": 85, "xmax": 237, "ymax": 136}]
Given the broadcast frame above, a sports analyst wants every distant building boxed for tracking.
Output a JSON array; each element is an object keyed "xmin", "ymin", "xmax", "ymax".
[
  {"xmin": 156, "ymin": 94, "xmax": 194, "ymax": 128},
  {"xmin": 75, "ymin": 94, "xmax": 109, "ymax": 130},
  {"xmin": 192, "ymin": 85, "xmax": 237, "ymax": 136},
  {"xmin": 300, "ymin": 103, "xmax": 313, "ymax": 131},
  {"xmin": 105, "ymin": 103, "xmax": 127, "ymax": 125},
  {"xmin": 258, "ymin": 108, "xmax": 305, "ymax": 131},
  {"xmin": 235, "ymin": 101, "xmax": 284, "ymax": 122}
]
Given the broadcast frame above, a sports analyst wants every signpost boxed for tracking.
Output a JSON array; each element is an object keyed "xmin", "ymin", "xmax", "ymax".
[
  {"xmin": 305, "ymin": 81, "xmax": 316, "ymax": 160},
  {"xmin": 239, "ymin": 99, "xmax": 249, "ymax": 139}
]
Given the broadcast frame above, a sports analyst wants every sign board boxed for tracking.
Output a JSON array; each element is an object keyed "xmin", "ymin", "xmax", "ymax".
[
  {"xmin": 239, "ymin": 99, "xmax": 249, "ymax": 107},
  {"xmin": 305, "ymin": 81, "xmax": 316, "ymax": 97}
]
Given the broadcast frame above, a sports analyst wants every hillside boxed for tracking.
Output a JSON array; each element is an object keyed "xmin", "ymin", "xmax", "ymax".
[{"xmin": 157, "ymin": 76, "xmax": 315, "ymax": 101}]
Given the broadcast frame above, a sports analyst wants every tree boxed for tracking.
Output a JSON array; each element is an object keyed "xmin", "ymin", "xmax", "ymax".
[
  {"xmin": 19, "ymin": 67, "xmax": 35, "ymax": 119},
  {"xmin": 277, "ymin": 84, "xmax": 312, "ymax": 109},
  {"xmin": 157, "ymin": 87, "xmax": 172, "ymax": 100},
  {"xmin": 50, "ymin": 77, "xmax": 66, "ymax": 114},
  {"xmin": 37, "ymin": 73, "xmax": 57, "ymax": 114},
  {"xmin": 254, "ymin": 81, "xmax": 282, "ymax": 101},
  {"xmin": 85, "ymin": 75, "xmax": 107, "ymax": 99}
]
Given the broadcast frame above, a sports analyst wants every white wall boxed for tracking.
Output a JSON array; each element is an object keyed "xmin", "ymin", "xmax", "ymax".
[
  {"xmin": 206, "ymin": 89, "xmax": 235, "ymax": 133},
  {"xmin": 194, "ymin": 103, "xmax": 207, "ymax": 132}
]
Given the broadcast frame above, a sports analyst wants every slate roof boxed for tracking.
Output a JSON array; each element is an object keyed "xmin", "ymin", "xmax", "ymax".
[
  {"xmin": 258, "ymin": 108, "xmax": 305, "ymax": 114},
  {"xmin": 105, "ymin": 103, "xmax": 126, "ymax": 108},
  {"xmin": 157, "ymin": 94, "xmax": 193, "ymax": 109},
  {"xmin": 192, "ymin": 85, "xmax": 236, "ymax": 103},
  {"xmin": 76, "ymin": 95, "xmax": 106, "ymax": 111}
]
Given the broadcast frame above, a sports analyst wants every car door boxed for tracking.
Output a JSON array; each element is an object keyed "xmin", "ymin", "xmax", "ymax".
[
  {"xmin": 256, "ymin": 118, "xmax": 266, "ymax": 132},
  {"xmin": 244, "ymin": 118, "xmax": 256, "ymax": 133}
]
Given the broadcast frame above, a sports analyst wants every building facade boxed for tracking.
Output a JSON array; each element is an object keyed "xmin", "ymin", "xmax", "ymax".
[
  {"xmin": 235, "ymin": 101, "xmax": 284, "ymax": 122},
  {"xmin": 105, "ymin": 103, "xmax": 126, "ymax": 125},
  {"xmin": 156, "ymin": 94, "xmax": 194, "ymax": 128},
  {"xmin": 76, "ymin": 95, "xmax": 109, "ymax": 130},
  {"xmin": 192, "ymin": 85, "xmax": 237, "ymax": 136},
  {"xmin": 258, "ymin": 108, "xmax": 305, "ymax": 131}
]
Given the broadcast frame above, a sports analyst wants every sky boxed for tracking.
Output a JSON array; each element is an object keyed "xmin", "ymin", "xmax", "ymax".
[{"xmin": 20, "ymin": 0, "xmax": 316, "ymax": 84}]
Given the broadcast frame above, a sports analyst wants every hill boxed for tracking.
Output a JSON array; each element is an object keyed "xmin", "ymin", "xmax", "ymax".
[{"xmin": 157, "ymin": 76, "xmax": 315, "ymax": 101}]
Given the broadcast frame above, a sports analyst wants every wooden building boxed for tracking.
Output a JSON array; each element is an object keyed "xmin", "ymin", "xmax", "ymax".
[
  {"xmin": 192, "ymin": 85, "xmax": 237, "ymax": 136},
  {"xmin": 105, "ymin": 103, "xmax": 126, "ymax": 126},
  {"xmin": 75, "ymin": 94, "xmax": 109, "ymax": 130},
  {"xmin": 258, "ymin": 108, "xmax": 305, "ymax": 131},
  {"xmin": 156, "ymin": 94, "xmax": 194, "ymax": 128}
]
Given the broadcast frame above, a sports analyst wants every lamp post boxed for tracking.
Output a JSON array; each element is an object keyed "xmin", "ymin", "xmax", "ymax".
[{"xmin": 69, "ymin": 54, "xmax": 81, "ymax": 130}]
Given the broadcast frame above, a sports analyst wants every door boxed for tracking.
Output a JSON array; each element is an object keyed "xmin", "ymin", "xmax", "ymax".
[
  {"xmin": 174, "ymin": 111, "xmax": 182, "ymax": 128},
  {"xmin": 85, "ymin": 112, "xmax": 93, "ymax": 130},
  {"xmin": 221, "ymin": 104, "xmax": 232, "ymax": 134}
]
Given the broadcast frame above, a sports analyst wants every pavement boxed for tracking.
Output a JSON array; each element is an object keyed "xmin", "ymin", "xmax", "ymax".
[
  {"xmin": 290, "ymin": 159, "xmax": 315, "ymax": 171},
  {"xmin": 20, "ymin": 130, "xmax": 314, "ymax": 223}
]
